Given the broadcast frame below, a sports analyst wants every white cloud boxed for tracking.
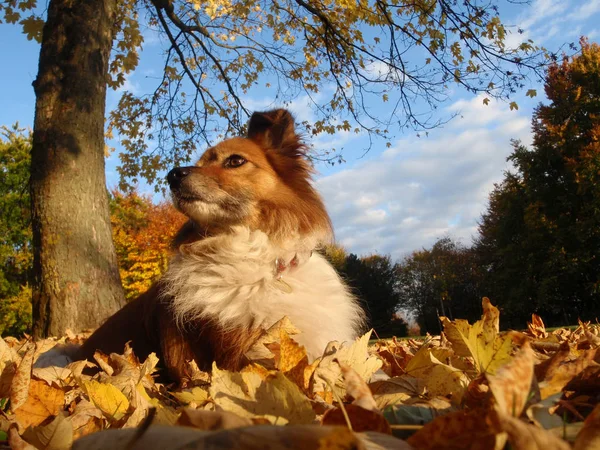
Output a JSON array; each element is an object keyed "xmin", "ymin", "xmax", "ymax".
[{"xmin": 315, "ymin": 96, "xmax": 531, "ymax": 259}]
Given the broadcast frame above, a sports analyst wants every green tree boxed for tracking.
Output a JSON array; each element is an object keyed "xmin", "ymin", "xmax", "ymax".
[
  {"xmin": 397, "ymin": 236, "xmax": 482, "ymax": 334},
  {"xmin": 323, "ymin": 245, "xmax": 407, "ymax": 337},
  {"xmin": 2, "ymin": 0, "xmax": 550, "ymax": 335},
  {"xmin": 476, "ymin": 39, "xmax": 600, "ymax": 327},
  {"xmin": 0, "ymin": 125, "xmax": 33, "ymax": 336}
]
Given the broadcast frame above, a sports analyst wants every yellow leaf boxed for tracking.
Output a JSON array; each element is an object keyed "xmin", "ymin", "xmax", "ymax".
[
  {"xmin": 313, "ymin": 331, "xmax": 382, "ymax": 400},
  {"xmin": 441, "ymin": 298, "xmax": 513, "ymax": 375},
  {"xmin": 405, "ymin": 347, "xmax": 469, "ymax": 405},
  {"xmin": 81, "ymin": 380, "xmax": 129, "ymax": 421},
  {"xmin": 210, "ymin": 363, "xmax": 315, "ymax": 424},
  {"xmin": 172, "ymin": 386, "xmax": 209, "ymax": 406},
  {"xmin": 509, "ymin": 101, "xmax": 519, "ymax": 111}
]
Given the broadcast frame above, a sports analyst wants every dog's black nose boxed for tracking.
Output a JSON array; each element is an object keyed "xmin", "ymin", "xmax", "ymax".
[{"xmin": 167, "ymin": 167, "xmax": 191, "ymax": 189}]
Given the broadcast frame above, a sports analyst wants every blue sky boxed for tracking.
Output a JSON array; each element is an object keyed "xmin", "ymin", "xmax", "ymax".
[{"xmin": 1, "ymin": 0, "xmax": 599, "ymax": 259}]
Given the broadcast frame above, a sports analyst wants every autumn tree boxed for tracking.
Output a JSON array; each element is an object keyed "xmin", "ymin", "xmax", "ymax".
[
  {"xmin": 110, "ymin": 190, "xmax": 186, "ymax": 300},
  {"xmin": 0, "ymin": 125, "xmax": 33, "ymax": 336},
  {"xmin": 1, "ymin": 0, "xmax": 550, "ymax": 335},
  {"xmin": 397, "ymin": 236, "xmax": 482, "ymax": 334},
  {"xmin": 476, "ymin": 39, "xmax": 600, "ymax": 327}
]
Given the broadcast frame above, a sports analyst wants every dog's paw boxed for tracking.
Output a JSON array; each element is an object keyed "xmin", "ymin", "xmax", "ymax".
[{"xmin": 34, "ymin": 344, "xmax": 80, "ymax": 368}]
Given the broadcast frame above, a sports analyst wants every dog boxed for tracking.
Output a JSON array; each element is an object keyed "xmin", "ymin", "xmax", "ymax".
[{"xmin": 69, "ymin": 109, "xmax": 365, "ymax": 382}]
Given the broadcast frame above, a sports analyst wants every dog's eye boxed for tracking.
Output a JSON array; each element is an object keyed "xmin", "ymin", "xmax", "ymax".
[{"xmin": 224, "ymin": 155, "xmax": 247, "ymax": 168}]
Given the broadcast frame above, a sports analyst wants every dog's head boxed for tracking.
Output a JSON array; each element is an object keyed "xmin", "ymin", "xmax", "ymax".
[{"xmin": 168, "ymin": 109, "xmax": 332, "ymax": 246}]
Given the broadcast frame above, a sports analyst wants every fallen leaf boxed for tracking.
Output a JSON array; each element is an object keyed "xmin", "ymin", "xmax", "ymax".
[
  {"xmin": 81, "ymin": 380, "xmax": 129, "ymax": 421},
  {"xmin": 338, "ymin": 360, "xmax": 378, "ymax": 411},
  {"xmin": 8, "ymin": 425, "xmax": 37, "ymax": 450},
  {"xmin": 210, "ymin": 363, "xmax": 315, "ymax": 424},
  {"xmin": 313, "ymin": 331, "xmax": 382, "ymax": 399},
  {"xmin": 33, "ymin": 366, "xmax": 72, "ymax": 387},
  {"xmin": 177, "ymin": 408, "xmax": 253, "ymax": 430},
  {"xmin": 172, "ymin": 386, "xmax": 210, "ymax": 406},
  {"xmin": 322, "ymin": 404, "xmax": 392, "ymax": 434},
  {"xmin": 528, "ymin": 315, "xmax": 548, "ymax": 339},
  {"xmin": 441, "ymin": 299, "xmax": 513, "ymax": 375},
  {"xmin": 489, "ymin": 408, "xmax": 571, "ymax": 450},
  {"xmin": 278, "ymin": 329, "xmax": 308, "ymax": 372},
  {"xmin": 22, "ymin": 413, "xmax": 73, "ymax": 450},
  {"xmin": 574, "ymin": 403, "xmax": 600, "ymax": 450},
  {"xmin": 537, "ymin": 348, "xmax": 598, "ymax": 399},
  {"xmin": 245, "ymin": 317, "xmax": 300, "ymax": 367},
  {"xmin": 67, "ymin": 399, "xmax": 104, "ymax": 440},
  {"xmin": 0, "ymin": 337, "xmax": 17, "ymax": 374},
  {"xmin": 14, "ymin": 379, "xmax": 65, "ymax": 428},
  {"xmin": 369, "ymin": 376, "xmax": 424, "ymax": 409},
  {"xmin": 404, "ymin": 346, "xmax": 469, "ymax": 405},
  {"xmin": 10, "ymin": 344, "xmax": 35, "ymax": 411},
  {"xmin": 406, "ymin": 408, "xmax": 503, "ymax": 450},
  {"xmin": 72, "ymin": 424, "xmax": 374, "ymax": 450},
  {"xmin": 487, "ymin": 341, "xmax": 535, "ymax": 416}
]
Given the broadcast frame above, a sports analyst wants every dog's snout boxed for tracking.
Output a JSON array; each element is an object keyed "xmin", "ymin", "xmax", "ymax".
[{"xmin": 167, "ymin": 167, "xmax": 191, "ymax": 189}]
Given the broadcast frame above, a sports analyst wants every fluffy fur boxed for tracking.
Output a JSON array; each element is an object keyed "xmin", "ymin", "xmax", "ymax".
[
  {"xmin": 163, "ymin": 226, "xmax": 363, "ymax": 360},
  {"xmin": 37, "ymin": 109, "xmax": 365, "ymax": 381}
]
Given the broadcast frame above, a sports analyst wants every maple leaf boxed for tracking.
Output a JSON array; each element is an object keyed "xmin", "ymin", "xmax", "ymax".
[
  {"xmin": 80, "ymin": 380, "xmax": 129, "ymax": 421},
  {"xmin": 404, "ymin": 347, "xmax": 470, "ymax": 405},
  {"xmin": 210, "ymin": 363, "xmax": 316, "ymax": 424},
  {"xmin": 441, "ymin": 298, "xmax": 513, "ymax": 375},
  {"xmin": 14, "ymin": 379, "xmax": 65, "ymax": 429},
  {"xmin": 487, "ymin": 341, "xmax": 535, "ymax": 417},
  {"xmin": 21, "ymin": 414, "xmax": 73, "ymax": 450},
  {"xmin": 312, "ymin": 331, "xmax": 383, "ymax": 400}
]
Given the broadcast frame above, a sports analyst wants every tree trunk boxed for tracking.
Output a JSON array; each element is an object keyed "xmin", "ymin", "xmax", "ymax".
[{"xmin": 30, "ymin": 0, "xmax": 125, "ymax": 337}]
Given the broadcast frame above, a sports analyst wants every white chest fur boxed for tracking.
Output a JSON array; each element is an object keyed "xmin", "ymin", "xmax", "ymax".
[{"xmin": 161, "ymin": 227, "xmax": 364, "ymax": 359}]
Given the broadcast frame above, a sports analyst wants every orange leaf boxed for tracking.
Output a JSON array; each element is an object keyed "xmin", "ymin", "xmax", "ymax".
[{"xmin": 14, "ymin": 379, "xmax": 65, "ymax": 428}]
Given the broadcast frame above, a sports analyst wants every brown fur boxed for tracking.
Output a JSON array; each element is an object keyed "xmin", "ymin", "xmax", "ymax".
[{"xmin": 77, "ymin": 109, "xmax": 330, "ymax": 382}]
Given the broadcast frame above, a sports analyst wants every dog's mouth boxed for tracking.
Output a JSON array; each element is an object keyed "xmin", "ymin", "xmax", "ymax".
[{"xmin": 171, "ymin": 188, "xmax": 207, "ymax": 206}]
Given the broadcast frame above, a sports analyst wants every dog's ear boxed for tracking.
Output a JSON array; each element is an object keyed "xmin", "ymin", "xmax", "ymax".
[{"xmin": 247, "ymin": 109, "xmax": 299, "ymax": 151}]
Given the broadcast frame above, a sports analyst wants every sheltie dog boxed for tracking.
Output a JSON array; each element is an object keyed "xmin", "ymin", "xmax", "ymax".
[{"xmin": 64, "ymin": 109, "xmax": 364, "ymax": 381}]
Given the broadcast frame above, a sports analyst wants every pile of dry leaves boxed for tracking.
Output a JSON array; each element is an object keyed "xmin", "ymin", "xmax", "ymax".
[{"xmin": 1, "ymin": 298, "xmax": 599, "ymax": 449}]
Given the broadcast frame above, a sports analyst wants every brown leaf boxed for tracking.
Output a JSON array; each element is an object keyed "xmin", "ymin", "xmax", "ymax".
[
  {"xmin": 21, "ymin": 413, "xmax": 73, "ymax": 450},
  {"xmin": 8, "ymin": 425, "xmax": 37, "ymax": 450},
  {"xmin": 574, "ymin": 403, "xmax": 600, "ymax": 450},
  {"xmin": 487, "ymin": 341, "xmax": 535, "ymax": 417},
  {"xmin": 322, "ymin": 404, "xmax": 392, "ymax": 434},
  {"xmin": 489, "ymin": 408, "xmax": 571, "ymax": 450},
  {"xmin": 369, "ymin": 376, "xmax": 424, "ymax": 409},
  {"xmin": 482, "ymin": 297, "xmax": 500, "ymax": 334},
  {"xmin": 33, "ymin": 366, "xmax": 72, "ymax": 387},
  {"xmin": 68, "ymin": 399, "xmax": 104, "ymax": 440},
  {"xmin": 14, "ymin": 379, "xmax": 65, "ymax": 428},
  {"xmin": 337, "ymin": 360, "xmax": 378, "ymax": 412},
  {"xmin": 527, "ymin": 314, "xmax": 548, "ymax": 339},
  {"xmin": 10, "ymin": 344, "xmax": 35, "ymax": 410},
  {"xmin": 406, "ymin": 408, "xmax": 503, "ymax": 450},
  {"xmin": 72, "ymin": 424, "xmax": 369, "ymax": 450},
  {"xmin": 537, "ymin": 347, "xmax": 599, "ymax": 399},
  {"xmin": 177, "ymin": 408, "xmax": 253, "ymax": 430}
]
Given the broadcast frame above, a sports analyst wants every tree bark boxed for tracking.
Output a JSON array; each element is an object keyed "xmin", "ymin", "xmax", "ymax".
[{"xmin": 30, "ymin": 0, "xmax": 125, "ymax": 337}]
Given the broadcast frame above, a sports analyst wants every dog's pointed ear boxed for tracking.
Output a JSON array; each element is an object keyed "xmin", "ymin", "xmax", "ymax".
[{"xmin": 247, "ymin": 109, "xmax": 299, "ymax": 151}]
